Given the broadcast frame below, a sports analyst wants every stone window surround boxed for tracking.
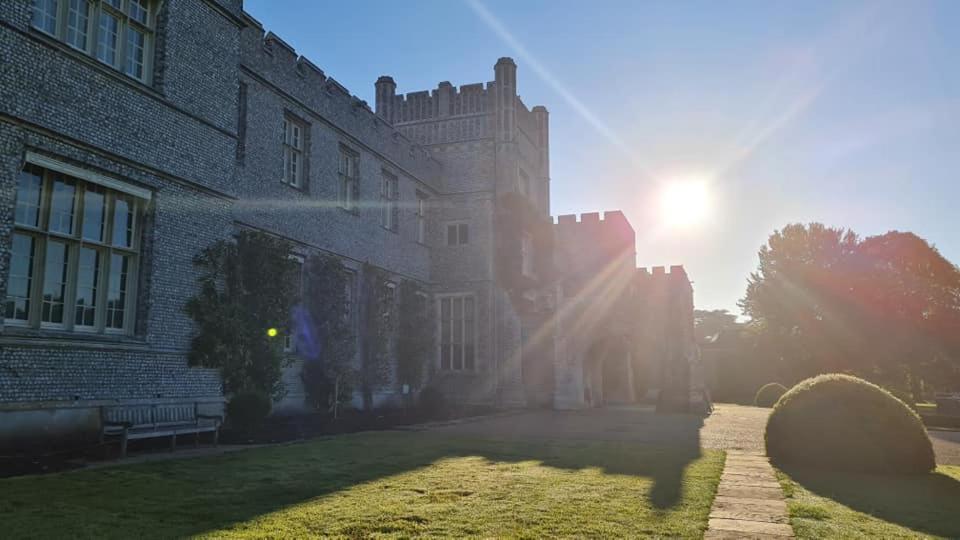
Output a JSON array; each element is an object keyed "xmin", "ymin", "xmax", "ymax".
[
  {"xmin": 446, "ymin": 221, "xmax": 469, "ymax": 246},
  {"xmin": 30, "ymin": 0, "xmax": 157, "ymax": 84},
  {"xmin": 415, "ymin": 191, "xmax": 428, "ymax": 245},
  {"xmin": 379, "ymin": 169, "xmax": 399, "ymax": 233},
  {"xmin": 283, "ymin": 253, "xmax": 305, "ymax": 353},
  {"xmin": 337, "ymin": 144, "xmax": 360, "ymax": 213},
  {"xmin": 436, "ymin": 292, "xmax": 477, "ymax": 372},
  {"xmin": 280, "ymin": 113, "xmax": 308, "ymax": 189},
  {"xmin": 5, "ymin": 152, "xmax": 151, "ymax": 337}
]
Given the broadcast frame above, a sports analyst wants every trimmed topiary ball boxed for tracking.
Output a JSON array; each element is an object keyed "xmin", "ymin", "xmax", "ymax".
[
  {"xmin": 765, "ymin": 374, "xmax": 935, "ymax": 474},
  {"xmin": 755, "ymin": 383, "xmax": 788, "ymax": 408}
]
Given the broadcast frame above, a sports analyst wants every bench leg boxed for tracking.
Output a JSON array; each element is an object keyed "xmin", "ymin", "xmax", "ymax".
[
  {"xmin": 170, "ymin": 433, "xmax": 177, "ymax": 452},
  {"xmin": 120, "ymin": 432, "xmax": 128, "ymax": 459},
  {"xmin": 213, "ymin": 429, "xmax": 219, "ymax": 447}
]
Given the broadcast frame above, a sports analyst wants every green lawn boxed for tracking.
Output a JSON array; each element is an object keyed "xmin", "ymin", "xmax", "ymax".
[
  {"xmin": 776, "ymin": 465, "xmax": 960, "ymax": 539},
  {"xmin": 0, "ymin": 431, "xmax": 724, "ymax": 538}
]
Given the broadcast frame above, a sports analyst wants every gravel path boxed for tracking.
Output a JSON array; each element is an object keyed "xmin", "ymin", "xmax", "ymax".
[{"xmin": 930, "ymin": 429, "xmax": 960, "ymax": 466}]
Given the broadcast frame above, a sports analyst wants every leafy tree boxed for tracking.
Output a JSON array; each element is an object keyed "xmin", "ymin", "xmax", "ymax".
[
  {"xmin": 185, "ymin": 230, "xmax": 299, "ymax": 399},
  {"xmin": 397, "ymin": 280, "xmax": 434, "ymax": 398},
  {"xmin": 740, "ymin": 223, "xmax": 960, "ymax": 395},
  {"xmin": 299, "ymin": 254, "xmax": 356, "ymax": 417},
  {"xmin": 693, "ymin": 309, "xmax": 740, "ymax": 343}
]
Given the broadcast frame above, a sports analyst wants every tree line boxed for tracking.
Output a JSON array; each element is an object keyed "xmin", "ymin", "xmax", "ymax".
[{"xmin": 701, "ymin": 223, "xmax": 960, "ymax": 403}]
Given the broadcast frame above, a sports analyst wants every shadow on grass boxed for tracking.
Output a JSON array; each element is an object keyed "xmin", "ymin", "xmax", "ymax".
[
  {"xmin": 782, "ymin": 464, "xmax": 960, "ymax": 538},
  {"xmin": 0, "ymin": 409, "xmax": 710, "ymax": 538}
]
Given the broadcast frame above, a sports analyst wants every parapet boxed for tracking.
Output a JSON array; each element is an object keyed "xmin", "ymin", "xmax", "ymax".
[
  {"xmin": 636, "ymin": 265, "xmax": 692, "ymax": 287},
  {"xmin": 554, "ymin": 211, "xmax": 636, "ymax": 257},
  {"xmin": 374, "ymin": 58, "xmax": 549, "ymax": 148},
  {"xmin": 554, "ymin": 211, "xmax": 633, "ymax": 232},
  {"xmin": 239, "ymin": 12, "xmax": 440, "ymax": 185}
]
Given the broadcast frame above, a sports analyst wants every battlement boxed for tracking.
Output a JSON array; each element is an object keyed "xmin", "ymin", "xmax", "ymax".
[
  {"xmin": 375, "ymin": 58, "xmax": 549, "ymax": 148},
  {"xmin": 239, "ymin": 12, "xmax": 440, "ymax": 185},
  {"xmin": 554, "ymin": 210, "xmax": 631, "ymax": 232},
  {"xmin": 635, "ymin": 265, "xmax": 692, "ymax": 291}
]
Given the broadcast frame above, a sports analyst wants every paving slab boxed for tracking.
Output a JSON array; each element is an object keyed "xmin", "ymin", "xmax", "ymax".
[
  {"xmin": 705, "ymin": 527, "xmax": 795, "ymax": 539},
  {"xmin": 717, "ymin": 484, "xmax": 785, "ymax": 500},
  {"xmin": 708, "ymin": 518, "xmax": 794, "ymax": 537},
  {"xmin": 707, "ymin": 451, "xmax": 794, "ymax": 538},
  {"xmin": 713, "ymin": 495, "xmax": 788, "ymax": 511}
]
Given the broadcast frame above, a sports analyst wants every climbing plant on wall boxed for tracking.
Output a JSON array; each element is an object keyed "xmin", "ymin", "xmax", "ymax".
[
  {"xmin": 185, "ymin": 230, "xmax": 299, "ymax": 400},
  {"xmin": 397, "ymin": 280, "xmax": 435, "ymax": 396},
  {"xmin": 360, "ymin": 263, "xmax": 398, "ymax": 409},
  {"xmin": 494, "ymin": 191, "xmax": 555, "ymax": 301},
  {"xmin": 299, "ymin": 253, "xmax": 356, "ymax": 418}
]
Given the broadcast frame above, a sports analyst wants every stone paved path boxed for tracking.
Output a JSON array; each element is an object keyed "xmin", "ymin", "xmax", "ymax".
[{"xmin": 706, "ymin": 451, "xmax": 794, "ymax": 539}]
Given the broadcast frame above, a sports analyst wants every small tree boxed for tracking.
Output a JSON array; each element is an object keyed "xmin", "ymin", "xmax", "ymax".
[
  {"xmin": 185, "ymin": 230, "xmax": 299, "ymax": 399},
  {"xmin": 397, "ymin": 280, "xmax": 434, "ymax": 404},
  {"xmin": 299, "ymin": 254, "xmax": 356, "ymax": 418},
  {"xmin": 360, "ymin": 263, "xmax": 398, "ymax": 410}
]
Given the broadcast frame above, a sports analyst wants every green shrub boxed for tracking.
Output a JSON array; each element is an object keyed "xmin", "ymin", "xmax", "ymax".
[
  {"xmin": 418, "ymin": 387, "xmax": 447, "ymax": 419},
  {"xmin": 754, "ymin": 383, "xmax": 788, "ymax": 408},
  {"xmin": 226, "ymin": 391, "xmax": 272, "ymax": 430},
  {"xmin": 765, "ymin": 374, "xmax": 935, "ymax": 474}
]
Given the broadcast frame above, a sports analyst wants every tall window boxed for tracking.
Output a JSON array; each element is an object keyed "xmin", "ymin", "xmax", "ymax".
[
  {"xmin": 342, "ymin": 270, "xmax": 356, "ymax": 323},
  {"xmin": 31, "ymin": 0, "xmax": 156, "ymax": 83},
  {"xmin": 338, "ymin": 146, "xmax": 359, "ymax": 212},
  {"xmin": 380, "ymin": 171, "xmax": 399, "ymax": 232},
  {"xmin": 521, "ymin": 233, "xmax": 535, "ymax": 278},
  {"xmin": 281, "ymin": 117, "xmax": 306, "ymax": 188},
  {"xmin": 446, "ymin": 223, "xmax": 469, "ymax": 246},
  {"xmin": 415, "ymin": 192, "xmax": 428, "ymax": 244},
  {"xmin": 284, "ymin": 254, "xmax": 304, "ymax": 352},
  {"xmin": 439, "ymin": 295, "xmax": 475, "ymax": 371},
  {"xmin": 6, "ymin": 163, "xmax": 144, "ymax": 334}
]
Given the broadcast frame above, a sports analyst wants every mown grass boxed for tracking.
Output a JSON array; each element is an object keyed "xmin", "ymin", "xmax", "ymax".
[
  {"xmin": 0, "ymin": 431, "xmax": 724, "ymax": 538},
  {"xmin": 776, "ymin": 465, "xmax": 960, "ymax": 539}
]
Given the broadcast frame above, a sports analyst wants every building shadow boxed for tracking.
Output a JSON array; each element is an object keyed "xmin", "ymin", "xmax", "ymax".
[
  {"xmin": 781, "ymin": 464, "xmax": 960, "ymax": 538},
  {"xmin": 0, "ymin": 408, "xmax": 709, "ymax": 537}
]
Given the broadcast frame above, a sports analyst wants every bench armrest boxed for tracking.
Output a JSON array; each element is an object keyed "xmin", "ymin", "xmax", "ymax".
[
  {"xmin": 103, "ymin": 420, "xmax": 133, "ymax": 428},
  {"xmin": 197, "ymin": 414, "xmax": 223, "ymax": 423}
]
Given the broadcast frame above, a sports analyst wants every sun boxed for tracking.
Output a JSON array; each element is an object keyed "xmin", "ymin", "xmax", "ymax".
[{"xmin": 659, "ymin": 178, "xmax": 710, "ymax": 229}]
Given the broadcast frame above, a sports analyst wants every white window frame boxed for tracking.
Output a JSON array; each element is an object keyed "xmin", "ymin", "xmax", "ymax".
[
  {"xmin": 415, "ymin": 192, "xmax": 428, "ymax": 244},
  {"xmin": 5, "ymin": 161, "xmax": 145, "ymax": 335},
  {"xmin": 30, "ymin": 0, "xmax": 157, "ymax": 84},
  {"xmin": 380, "ymin": 171, "xmax": 399, "ymax": 232},
  {"xmin": 446, "ymin": 222, "xmax": 469, "ymax": 246},
  {"xmin": 338, "ymin": 146, "xmax": 359, "ymax": 212},
  {"xmin": 281, "ymin": 116, "xmax": 306, "ymax": 188},
  {"xmin": 436, "ymin": 293, "xmax": 477, "ymax": 372}
]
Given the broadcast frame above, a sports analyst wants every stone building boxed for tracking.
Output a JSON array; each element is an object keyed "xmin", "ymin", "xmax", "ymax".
[{"xmin": 0, "ymin": 0, "xmax": 698, "ymax": 449}]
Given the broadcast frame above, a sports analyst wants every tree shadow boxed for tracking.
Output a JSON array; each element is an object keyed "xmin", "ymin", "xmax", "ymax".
[
  {"xmin": 782, "ymin": 464, "xmax": 960, "ymax": 538},
  {"xmin": 0, "ymin": 408, "xmax": 709, "ymax": 538}
]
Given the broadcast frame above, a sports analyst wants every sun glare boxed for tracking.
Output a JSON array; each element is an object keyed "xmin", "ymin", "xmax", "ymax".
[{"xmin": 660, "ymin": 179, "xmax": 710, "ymax": 229}]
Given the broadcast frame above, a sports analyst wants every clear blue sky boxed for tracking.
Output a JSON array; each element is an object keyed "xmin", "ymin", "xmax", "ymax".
[{"xmin": 244, "ymin": 0, "xmax": 960, "ymax": 314}]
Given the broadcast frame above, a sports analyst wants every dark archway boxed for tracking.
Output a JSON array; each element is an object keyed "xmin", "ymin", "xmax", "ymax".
[{"xmin": 584, "ymin": 337, "xmax": 634, "ymax": 407}]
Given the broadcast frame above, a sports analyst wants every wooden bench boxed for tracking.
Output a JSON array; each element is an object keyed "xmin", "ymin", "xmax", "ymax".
[{"xmin": 100, "ymin": 402, "xmax": 222, "ymax": 458}]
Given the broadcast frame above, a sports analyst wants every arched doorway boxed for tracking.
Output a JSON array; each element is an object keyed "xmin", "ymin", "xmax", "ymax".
[{"xmin": 582, "ymin": 337, "xmax": 634, "ymax": 407}]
